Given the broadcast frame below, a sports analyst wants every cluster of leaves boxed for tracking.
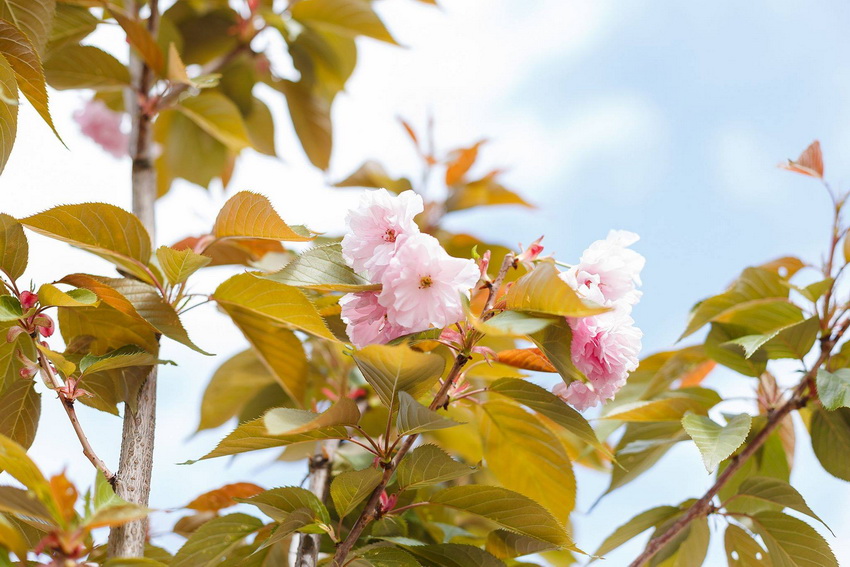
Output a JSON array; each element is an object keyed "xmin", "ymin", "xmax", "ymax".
[
  {"xmin": 0, "ymin": 434, "xmax": 149, "ymax": 565},
  {"xmin": 0, "ymin": 0, "xmax": 425, "ymax": 182},
  {"xmin": 587, "ymin": 142, "xmax": 846, "ymax": 566}
]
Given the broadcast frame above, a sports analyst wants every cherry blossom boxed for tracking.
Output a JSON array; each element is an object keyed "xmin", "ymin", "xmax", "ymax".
[
  {"xmin": 341, "ymin": 189, "xmax": 424, "ymax": 280},
  {"xmin": 340, "ymin": 291, "xmax": 416, "ymax": 348},
  {"xmin": 378, "ymin": 233, "xmax": 480, "ymax": 329},
  {"xmin": 73, "ymin": 100, "xmax": 129, "ymax": 158}
]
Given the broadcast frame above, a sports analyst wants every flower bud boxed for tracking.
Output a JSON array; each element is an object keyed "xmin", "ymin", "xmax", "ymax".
[
  {"xmin": 478, "ymin": 250, "xmax": 491, "ymax": 280},
  {"xmin": 19, "ymin": 290, "xmax": 38, "ymax": 310},
  {"xmin": 517, "ymin": 236, "xmax": 544, "ymax": 268},
  {"xmin": 34, "ymin": 314, "xmax": 55, "ymax": 337}
]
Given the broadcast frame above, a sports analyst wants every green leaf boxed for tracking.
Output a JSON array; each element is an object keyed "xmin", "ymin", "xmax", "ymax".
[
  {"xmin": 244, "ymin": 96, "xmax": 276, "ymax": 156},
  {"xmin": 79, "ymin": 345, "xmax": 157, "ymax": 376},
  {"xmin": 291, "ymin": 0, "xmax": 398, "ymax": 45},
  {"xmin": 0, "ymin": 0, "xmax": 55, "ymax": 55},
  {"xmin": 0, "ymin": 55, "xmax": 17, "ymax": 175},
  {"xmin": 604, "ymin": 422, "xmax": 686, "ymax": 495},
  {"xmin": 351, "ymin": 546, "xmax": 421, "ymax": 567},
  {"xmin": 171, "ymin": 513, "xmax": 264, "ymax": 567},
  {"xmin": 213, "ymin": 191, "xmax": 314, "ymax": 242},
  {"xmin": 750, "ymin": 511, "xmax": 837, "ymax": 567},
  {"xmin": 278, "ymin": 78, "xmax": 331, "ymax": 170},
  {"xmin": 430, "ymin": 485, "xmax": 575, "ymax": 549},
  {"xmin": 21, "ymin": 204, "xmax": 152, "ymax": 284},
  {"xmin": 331, "ymin": 466, "xmax": 382, "ymax": 518},
  {"xmin": 681, "ymin": 267, "xmax": 789, "ymax": 339},
  {"xmin": 396, "ymin": 391, "xmax": 460, "ymax": 436},
  {"xmin": 37, "ymin": 283, "xmax": 97, "ymax": 307},
  {"xmin": 154, "ymin": 108, "xmax": 228, "ymax": 194},
  {"xmin": 485, "ymin": 529, "xmax": 557, "ymax": 560},
  {"xmin": 240, "ymin": 486, "xmax": 330, "ymax": 525},
  {"xmin": 0, "ymin": 19, "xmax": 59, "ymax": 139},
  {"xmin": 396, "ymin": 444, "xmax": 474, "ymax": 491},
  {"xmin": 178, "ymin": 92, "xmax": 251, "ymax": 152},
  {"xmin": 196, "ymin": 349, "xmax": 279, "ymax": 431},
  {"xmin": 0, "ymin": 434, "xmax": 54, "ymax": 516},
  {"xmin": 197, "ymin": 415, "xmax": 349, "ymax": 460},
  {"xmin": 0, "ymin": 295, "xmax": 21, "ymax": 321},
  {"xmin": 403, "ymin": 544, "xmax": 506, "ymax": 567},
  {"xmin": 155, "ymin": 246, "xmax": 211, "ymax": 286},
  {"xmin": 471, "ymin": 310, "xmax": 554, "ymax": 338},
  {"xmin": 724, "ymin": 524, "xmax": 770, "ymax": 567},
  {"xmin": 488, "ymin": 378, "xmax": 604, "ymax": 452},
  {"xmin": 0, "ymin": 513, "xmax": 27, "ymax": 560},
  {"xmin": 0, "ymin": 486, "xmax": 53, "ymax": 522},
  {"xmin": 44, "ymin": 44, "xmax": 129, "ymax": 90},
  {"xmin": 352, "ymin": 344, "xmax": 445, "ymax": 409},
  {"xmin": 506, "ymin": 261, "xmax": 608, "ymax": 318},
  {"xmin": 602, "ymin": 389, "xmax": 722, "ymax": 422},
  {"xmin": 213, "ymin": 272, "xmax": 336, "ymax": 342},
  {"xmin": 0, "ymin": 379, "xmax": 39, "ymax": 449},
  {"xmin": 736, "ymin": 476, "xmax": 829, "ymax": 532},
  {"xmin": 810, "ymin": 406, "xmax": 850, "ymax": 481},
  {"xmin": 71, "ymin": 276, "xmax": 207, "ymax": 354},
  {"xmin": 705, "ymin": 323, "xmax": 768, "ymax": 377},
  {"xmin": 815, "ymin": 369, "xmax": 850, "ymax": 410},
  {"xmin": 264, "ymin": 243, "xmax": 377, "ymax": 292},
  {"xmin": 47, "ymin": 4, "xmax": 97, "ymax": 54},
  {"xmin": 681, "ymin": 412, "xmax": 751, "ymax": 473},
  {"xmin": 0, "ymin": 214, "xmax": 25, "ymax": 281},
  {"xmin": 481, "ymin": 401, "xmax": 575, "ymax": 521},
  {"xmin": 594, "ymin": 505, "xmax": 680, "ymax": 558},
  {"xmin": 264, "ymin": 398, "xmax": 360, "ymax": 435}
]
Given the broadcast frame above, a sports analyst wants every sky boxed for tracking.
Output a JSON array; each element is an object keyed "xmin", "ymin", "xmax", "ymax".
[{"xmin": 1, "ymin": 0, "xmax": 850, "ymax": 563}]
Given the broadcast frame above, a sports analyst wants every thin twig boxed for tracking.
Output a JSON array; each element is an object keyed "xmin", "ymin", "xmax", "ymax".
[{"xmin": 37, "ymin": 350, "xmax": 114, "ymax": 481}]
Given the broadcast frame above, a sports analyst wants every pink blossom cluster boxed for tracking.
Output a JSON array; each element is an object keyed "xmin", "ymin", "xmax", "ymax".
[
  {"xmin": 73, "ymin": 99, "xmax": 129, "ymax": 158},
  {"xmin": 553, "ymin": 230, "xmax": 645, "ymax": 411},
  {"xmin": 340, "ymin": 189, "xmax": 480, "ymax": 347}
]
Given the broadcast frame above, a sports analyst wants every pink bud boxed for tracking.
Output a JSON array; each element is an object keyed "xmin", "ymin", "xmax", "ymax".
[
  {"xmin": 19, "ymin": 365, "xmax": 37, "ymax": 379},
  {"xmin": 19, "ymin": 291, "xmax": 38, "ymax": 310},
  {"xmin": 320, "ymin": 387, "xmax": 339, "ymax": 401},
  {"xmin": 517, "ymin": 236, "xmax": 544, "ymax": 268},
  {"xmin": 439, "ymin": 327, "xmax": 463, "ymax": 345},
  {"xmin": 478, "ymin": 250, "xmax": 491, "ymax": 279},
  {"xmin": 34, "ymin": 314, "xmax": 54, "ymax": 337},
  {"xmin": 378, "ymin": 491, "xmax": 398, "ymax": 514}
]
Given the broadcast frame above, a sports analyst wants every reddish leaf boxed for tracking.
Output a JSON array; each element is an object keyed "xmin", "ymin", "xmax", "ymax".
[
  {"xmin": 496, "ymin": 348, "xmax": 557, "ymax": 373},
  {"xmin": 186, "ymin": 482, "xmax": 264, "ymax": 512},
  {"xmin": 445, "ymin": 140, "xmax": 484, "ymax": 186},
  {"xmin": 399, "ymin": 116, "xmax": 419, "ymax": 147},
  {"xmin": 780, "ymin": 140, "xmax": 823, "ymax": 178}
]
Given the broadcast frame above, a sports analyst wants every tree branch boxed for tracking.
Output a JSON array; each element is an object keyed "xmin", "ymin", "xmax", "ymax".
[{"xmin": 628, "ymin": 320, "xmax": 849, "ymax": 567}]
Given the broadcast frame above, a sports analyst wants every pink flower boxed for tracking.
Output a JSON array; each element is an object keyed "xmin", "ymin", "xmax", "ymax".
[
  {"xmin": 378, "ymin": 233, "xmax": 480, "ymax": 329},
  {"xmin": 553, "ymin": 381, "xmax": 602, "ymax": 412},
  {"xmin": 557, "ymin": 309, "xmax": 642, "ymax": 410},
  {"xmin": 73, "ymin": 99, "xmax": 129, "ymax": 158},
  {"xmin": 341, "ymin": 189, "xmax": 424, "ymax": 280},
  {"xmin": 561, "ymin": 230, "xmax": 644, "ymax": 309},
  {"xmin": 340, "ymin": 291, "xmax": 417, "ymax": 348}
]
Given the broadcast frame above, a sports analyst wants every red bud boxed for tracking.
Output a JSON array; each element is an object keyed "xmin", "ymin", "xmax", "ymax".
[{"xmin": 19, "ymin": 290, "xmax": 38, "ymax": 310}]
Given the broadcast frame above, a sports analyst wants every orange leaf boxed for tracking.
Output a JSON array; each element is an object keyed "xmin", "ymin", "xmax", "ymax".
[
  {"xmin": 679, "ymin": 360, "xmax": 716, "ymax": 388},
  {"xmin": 445, "ymin": 140, "xmax": 485, "ymax": 186},
  {"xmin": 496, "ymin": 348, "xmax": 557, "ymax": 373},
  {"xmin": 780, "ymin": 140, "xmax": 823, "ymax": 178},
  {"xmin": 173, "ymin": 236, "xmax": 285, "ymax": 267},
  {"xmin": 398, "ymin": 117, "xmax": 419, "ymax": 147},
  {"xmin": 186, "ymin": 482, "xmax": 264, "ymax": 512},
  {"xmin": 49, "ymin": 472, "xmax": 78, "ymax": 524}
]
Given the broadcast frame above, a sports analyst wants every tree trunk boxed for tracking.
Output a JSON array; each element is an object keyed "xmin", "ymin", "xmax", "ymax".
[
  {"xmin": 107, "ymin": 0, "xmax": 159, "ymax": 557},
  {"xmin": 289, "ymin": 439, "xmax": 341, "ymax": 566}
]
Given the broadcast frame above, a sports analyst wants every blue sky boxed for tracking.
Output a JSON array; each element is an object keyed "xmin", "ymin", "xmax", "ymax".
[{"xmin": 1, "ymin": 0, "xmax": 849, "ymax": 563}]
